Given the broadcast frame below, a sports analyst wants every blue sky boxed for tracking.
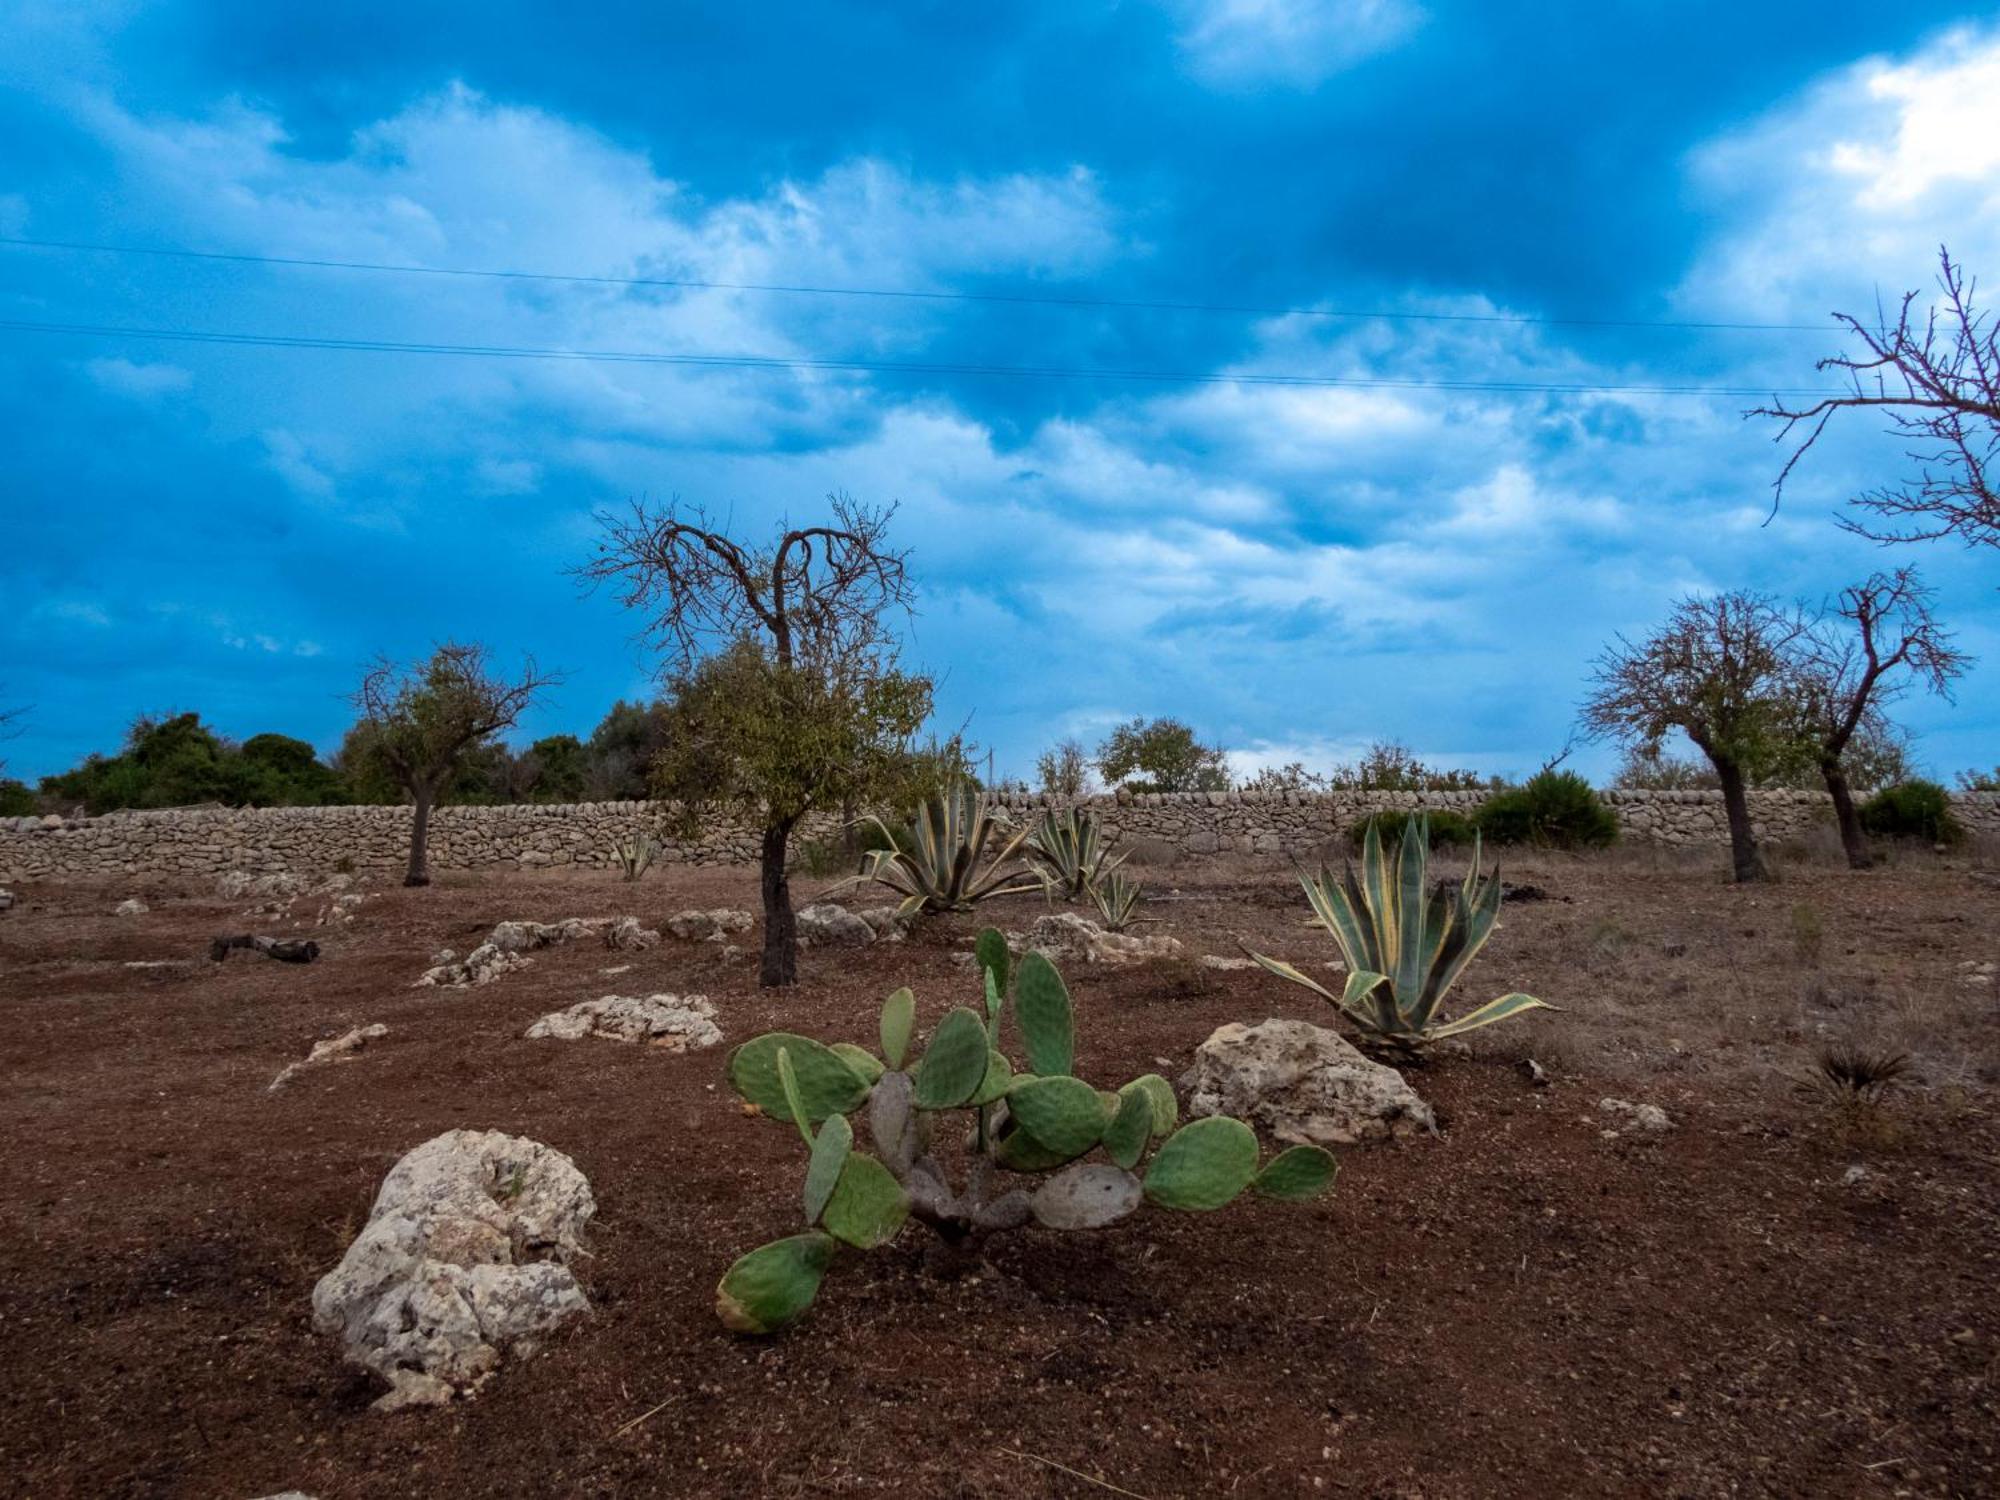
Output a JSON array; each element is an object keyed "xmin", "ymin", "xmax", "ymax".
[{"xmin": 4, "ymin": 0, "xmax": 1997, "ymax": 785}]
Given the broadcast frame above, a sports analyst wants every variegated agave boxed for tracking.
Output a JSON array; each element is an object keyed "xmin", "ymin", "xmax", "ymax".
[
  {"xmin": 1089, "ymin": 870, "xmax": 1144, "ymax": 931},
  {"xmin": 1246, "ymin": 814, "xmax": 1555, "ymax": 1048},
  {"xmin": 1025, "ymin": 806, "xmax": 1127, "ymax": 900},
  {"xmin": 853, "ymin": 784, "xmax": 1043, "ymax": 917}
]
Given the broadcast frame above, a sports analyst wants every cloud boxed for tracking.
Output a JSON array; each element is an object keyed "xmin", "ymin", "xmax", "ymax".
[
  {"xmin": 84, "ymin": 356, "xmax": 192, "ymax": 399},
  {"xmin": 1166, "ymin": 0, "xmax": 1423, "ymax": 89},
  {"xmin": 1677, "ymin": 24, "xmax": 2000, "ymax": 320}
]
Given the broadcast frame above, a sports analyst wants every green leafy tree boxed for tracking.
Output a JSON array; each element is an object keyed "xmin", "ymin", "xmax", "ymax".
[
  {"xmin": 521, "ymin": 734, "xmax": 589, "ymax": 802},
  {"xmin": 1035, "ymin": 737, "xmax": 1093, "ymax": 797},
  {"xmin": 1324, "ymin": 740, "xmax": 1492, "ymax": 791},
  {"xmin": 580, "ymin": 495, "xmax": 921, "ymax": 986},
  {"xmin": 347, "ymin": 643, "xmax": 561, "ymax": 886},
  {"xmin": 1094, "ymin": 716, "xmax": 1229, "ymax": 794},
  {"xmin": 585, "ymin": 698, "xmax": 674, "ymax": 799},
  {"xmin": 1581, "ymin": 592, "xmax": 1808, "ymax": 883}
]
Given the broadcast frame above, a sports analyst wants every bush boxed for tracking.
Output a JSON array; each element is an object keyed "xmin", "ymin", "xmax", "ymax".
[
  {"xmin": 0, "ymin": 778, "xmax": 35, "ymax": 816},
  {"xmin": 1859, "ymin": 779, "xmax": 1962, "ymax": 845},
  {"xmin": 1473, "ymin": 770, "xmax": 1619, "ymax": 849},
  {"xmin": 1347, "ymin": 808, "xmax": 1475, "ymax": 850}
]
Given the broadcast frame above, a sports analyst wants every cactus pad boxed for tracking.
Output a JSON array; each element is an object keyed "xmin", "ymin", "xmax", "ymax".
[
  {"xmin": 1006, "ymin": 1074, "xmax": 1112, "ymax": 1157},
  {"xmin": 879, "ymin": 987, "xmax": 916, "ymax": 1070},
  {"xmin": 975, "ymin": 926, "xmax": 1010, "ymax": 1000},
  {"xmin": 716, "ymin": 1233, "xmax": 836, "ymax": 1334},
  {"xmin": 970, "ymin": 1048, "xmax": 1014, "ymax": 1106},
  {"xmin": 803, "ymin": 1112, "xmax": 854, "ymax": 1223},
  {"xmin": 1143, "ymin": 1117, "xmax": 1259, "ymax": 1210},
  {"xmin": 820, "ymin": 1152, "xmax": 909, "ymax": 1249},
  {"xmin": 1252, "ymin": 1144, "xmax": 1339, "ymax": 1202},
  {"xmin": 1102, "ymin": 1085, "xmax": 1154, "ymax": 1170},
  {"xmin": 830, "ymin": 1042, "xmax": 886, "ymax": 1085},
  {"xmin": 1014, "ymin": 950, "xmax": 1075, "ymax": 1076},
  {"xmin": 913, "ymin": 1006, "xmax": 989, "ymax": 1108},
  {"xmin": 730, "ymin": 1033, "xmax": 872, "ymax": 1125}
]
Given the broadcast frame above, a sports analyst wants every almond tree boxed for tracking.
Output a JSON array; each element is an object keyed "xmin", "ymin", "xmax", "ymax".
[
  {"xmin": 1756, "ymin": 248, "xmax": 1999, "ymax": 551},
  {"xmin": 1581, "ymin": 592, "xmax": 1808, "ymax": 883},
  {"xmin": 350, "ymin": 644, "xmax": 560, "ymax": 886},
  {"xmin": 1791, "ymin": 568, "xmax": 1969, "ymax": 869},
  {"xmin": 578, "ymin": 494, "xmax": 922, "ymax": 987}
]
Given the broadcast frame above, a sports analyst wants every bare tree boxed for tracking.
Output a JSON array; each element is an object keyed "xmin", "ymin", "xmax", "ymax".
[
  {"xmin": 578, "ymin": 494, "xmax": 918, "ymax": 987},
  {"xmin": 1581, "ymin": 592, "xmax": 1809, "ymax": 883},
  {"xmin": 350, "ymin": 644, "xmax": 560, "ymax": 886},
  {"xmin": 1755, "ymin": 248, "xmax": 1999, "ymax": 550},
  {"xmin": 0, "ymin": 701, "xmax": 23, "ymax": 772},
  {"xmin": 1790, "ymin": 568, "xmax": 1969, "ymax": 869},
  {"xmin": 1035, "ymin": 738, "xmax": 1093, "ymax": 798}
]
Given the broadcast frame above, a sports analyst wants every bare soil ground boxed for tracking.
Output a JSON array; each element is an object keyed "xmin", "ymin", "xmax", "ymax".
[{"xmin": 2, "ymin": 847, "xmax": 1997, "ymax": 1498}]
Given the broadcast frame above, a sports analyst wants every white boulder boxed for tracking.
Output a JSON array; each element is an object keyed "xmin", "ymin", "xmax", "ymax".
[
  {"xmin": 270, "ymin": 1023, "xmax": 389, "ymax": 1091},
  {"xmin": 525, "ymin": 994, "xmax": 722, "ymax": 1051},
  {"xmin": 1182, "ymin": 1019, "xmax": 1436, "ymax": 1146},
  {"xmin": 114, "ymin": 898, "xmax": 149, "ymax": 917},
  {"xmin": 797, "ymin": 902, "xmax": 875, "ymax": 948},
  {"xmin": 665, "ymin": 908, "xmax": 754, "ymax": 942},
  {"xmin": 311, "ymin": 1130, "xmax": 595, "ymax": 1410},
  {"xmin": 1023, "ymin": 912, "xmax": 1183, "ymax": 967}
]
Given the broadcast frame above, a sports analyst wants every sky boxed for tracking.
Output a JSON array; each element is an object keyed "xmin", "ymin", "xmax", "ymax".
[{"xmin": 3, "ymin": 0, "xmax": 1997, "ymax": 786}]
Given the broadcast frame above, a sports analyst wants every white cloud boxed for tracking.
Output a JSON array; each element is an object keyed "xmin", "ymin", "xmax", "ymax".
[
  {"xmin": 1678, "ymin": 25, "xmax": 2000, "ymax": 320},
  {"xmin": 1167, "ymin": 0, "xmax": 1423, "ymax": 89},
  {"xmin": 84, "ymin": 356, "xmax": 192, "ymax": 399}
]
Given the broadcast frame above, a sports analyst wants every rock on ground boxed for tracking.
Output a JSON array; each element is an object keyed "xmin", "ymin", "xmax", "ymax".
[
  {"xmin": 311, "ymin": 1129, "xmax": 595, "ymax": 1411},
  {"xmin": 1182, "ymin": 1018, "xmax": 1436, "ymax": 1146},
  {"xmin": 524, "ymin": 994, "xmax": 722, "ymax": 1050},
  {"xmin": 797, "ymin": 903, "xmax": 875, "ymax": 948},
  {"xmin": 855, "ymin": 905, "xmax": 912, "ymax": 942},
  {"xmin": 0, "ymin": 888, "xmax": 15, "ymax": 914},
  {"xmin": 665, "ymin": 908, "xmax": 754, "ymax": 942},
  {"xmin": 1599, "ymin": 1097, "xmax": 1673, "ymax": 1133},
  {"xmin": 270, "ymin": 1023, "xmax": 389, "ymax": 1092},
  {"xmin": 1022, "ymin": 912, "xmax": 1183, "ymax": 967},
  {"xmin": 1199, "ymin": 955, "xmax": 1257, "ymax": 971},
  {"xmin": 417, "ymin": 943, "xmax": 533, "ymax": 989},
  {"xmin": 602, "ymin": 916, "xmax": 660, "ymax": 951},
  {"xmin": 114, "ymin": 898, "xmax": 148, "ymax": 916}
]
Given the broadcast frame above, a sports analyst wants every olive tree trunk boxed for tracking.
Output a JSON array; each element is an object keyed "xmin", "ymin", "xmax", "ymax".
[
  {"xmin": 759, "ymin": 818, "xmax": 799, "ymax": 987},
  {"xmin": 1820, "ymin": 760, "xmax": 1872, "ymax": 870},
  {"xmin": 404, "ymin": 785, "xmax": 436, "ymax": 888},
  {"xmin": 1715, "ymin": 759, "xmax": 1768, "ymax": 883}
]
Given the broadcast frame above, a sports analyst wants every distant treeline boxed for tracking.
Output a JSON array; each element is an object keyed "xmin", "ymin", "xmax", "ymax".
[{"xmin": 2, "ymin": 701, "xmax": 671, "ymax": 818}]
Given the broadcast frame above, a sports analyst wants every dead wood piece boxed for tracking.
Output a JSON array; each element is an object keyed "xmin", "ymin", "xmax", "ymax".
[{"xmin": 209, "ymin": 934, "xmax": 321, "ymax": 964}]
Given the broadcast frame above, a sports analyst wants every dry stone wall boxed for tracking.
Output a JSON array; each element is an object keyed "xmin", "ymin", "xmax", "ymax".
[{"xmin": 3, "ymin": 789, "xmax": 1995, "ymax": 881}]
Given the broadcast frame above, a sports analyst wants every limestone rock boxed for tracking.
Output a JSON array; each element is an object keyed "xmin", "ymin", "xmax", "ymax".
[
  {"xmin": 1599, "ymin": 1097, "xmax": 1672, "ymax": 1133},
  {"xmin": 0, "ymin": 887, "xmax": 15, "ymax": 913},
  {"xmin": 217, "ymin": 870, "xmax": 309, "ymax": 902},
  {"xmin": 1022, "ymin": 912, "xmax": 1183, "ymax": 967},
  {"xmin": 1199, "ymin": 955, "xmax": 1257, "ymax": 971},
  {"xmin": 310, "ymin": 1130, "xmax": 594, "ymax": 1410},
  {"xmin": 602, "ymin": 916, "xmax": 660, "ymax": 951},
  {"xmin": 525, "ymin": 994, "xmax": 721, "ymax": 1050},
  {"xmin": 797, "ymin": 902, "xmax": 875, "ymax": 948},
  {"xmin": 1182, "ymin": 1019, "xmax": 1436, "ymax": 1146},
  {"xmin": 665, "ymin": 908, "xmax": 754, "ymax": 942},
  {"xmin": 418, "ymin": 943, "xmax": 533, "ymax": 989},
  {"xmin": 855, "ymin": 905, "xmax": 912, "ymax": 942},
  {"xmin": 270, "ymin": 1023, "xmax": 389, "ymax": 1091},
  {"xmin": 114, "ymin": 898, "xmax": 148, "ymax": 917}
]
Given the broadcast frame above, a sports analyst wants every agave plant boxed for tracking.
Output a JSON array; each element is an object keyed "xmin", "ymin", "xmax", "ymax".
[
  {"xmin": 1089, "ymin": 870, "xmax": 1144, "ymax": 931},
  {"xmin": 1246, "ymin": 814, "xmax": 1554, "ymax": 1048},
  {"xmin": 1025, "ymin": 807, "xmax": 1126, "ymax": 901},
  {"xmin": 612, "ymin": 831, "xmax": 659, "ymax": 882},
  {"xmin": 852, "ymin": 784, "xmax": 1043, "ymax": 917}
]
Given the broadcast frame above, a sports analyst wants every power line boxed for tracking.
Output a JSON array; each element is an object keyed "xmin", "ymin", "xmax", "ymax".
[
  {"xmin": 0, "ymin": 234, "xmax": 1837, "ymax": 334},
  {"xmin": 0, "ymin": 315, "xmax": 1834, "ymax": 396}
]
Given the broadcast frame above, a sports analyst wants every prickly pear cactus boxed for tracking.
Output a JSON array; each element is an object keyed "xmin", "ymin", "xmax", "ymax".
[{"xmin": 714, "ymin": 930, "xmax": 1338, "ymax": 1333}]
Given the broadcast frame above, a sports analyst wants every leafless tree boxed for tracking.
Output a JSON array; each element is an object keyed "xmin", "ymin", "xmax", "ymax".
[
  {"xmin": 0, "ymin": 701, "xmax": 23, "ymax": 773},
  {"xmin": 1035, "ymin": 738, "xmax": 1093, "ymax": 798},
  {"xmin": 1580, "ymin": 592, "xmax": 1809, "ymax": 883},
  {"xmin": 350, "ymin": 644, "xmax": 561, "ymax": 886},
  {"xmin": 1790, "ymin": 568, "xmax": 1969, "ymax": 869},
  {"xmin": 1755, "ymin": 248, "xmax": 1999, "ymax": 550},
  {"xmin": 577, "ymin": 494, "xmax": 917, "ymax": 986}
]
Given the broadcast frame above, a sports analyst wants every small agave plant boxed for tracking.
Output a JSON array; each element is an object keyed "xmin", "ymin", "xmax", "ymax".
[
  {"xmin": 1246, "ymin": 814, "xmax": 1555, "ymax": 1050},
  {"xmin": 715, "ymin": 934, "xmax": 1338, "ymax": 1333},
  {"xmin": 852, "ymin": 783, "xmax": 1043, "ymax": 917},
  {"xmin": 1025, "ymin": 806, "xmax": 1126, "ymax": 901}
]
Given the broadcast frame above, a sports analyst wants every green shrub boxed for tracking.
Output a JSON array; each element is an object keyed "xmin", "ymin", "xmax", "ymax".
[
  {"xmin": 1347, "ymin": 808, "xmax": 1475, "ymax": 850},
  {"xmin": 0, "ymin": 778, "xmax": 35, "ymax": 816},
  {"xmin": 1859, "ymin": 779, "xmax": 1962, "ymax": 845},
  {"xmin": 1473, "ymin": 770, "xmax": 1619, "ymax": 849}
]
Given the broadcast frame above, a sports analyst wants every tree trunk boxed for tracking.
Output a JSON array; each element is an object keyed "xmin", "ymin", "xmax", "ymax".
[
  {"xmin": 1715, "ymin": 759, "xmax": 1767, "ymax": 883},
  {"xmin": 758, "ymin": 818, "xmax": 799, "ymax": 987},
  {"xmin": 405, "ymin": 785, "xmax": 435, "ymax": 888},
  {"xmin": 1821, "ymin": 760, "xmax": 1872, "ymax": 870}
]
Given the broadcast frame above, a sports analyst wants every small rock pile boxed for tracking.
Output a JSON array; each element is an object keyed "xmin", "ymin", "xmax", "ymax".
[
  {"xmin": 525, "ymin": 994, "xmax": 722, "ymax": 1050},
  {"xmin": 417, "ymin": 915, "xmax": 662, "ymax": 987}
]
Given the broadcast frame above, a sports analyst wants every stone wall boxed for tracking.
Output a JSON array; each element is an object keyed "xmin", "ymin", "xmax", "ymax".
[{"xmin": 3, "ymin": 788, "xmax": 1995, "ymax": 882}]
